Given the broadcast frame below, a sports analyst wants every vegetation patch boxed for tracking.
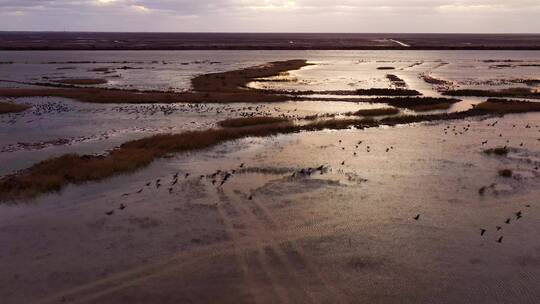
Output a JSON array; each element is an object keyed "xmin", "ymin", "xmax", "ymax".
[
  {"xmin": 474, "ymin": 98, "xmax": 540, "ymax": 113},
  {"xmin": 53, "ymin": 78, "xmax": 108, "ymax": 85},
  {"xmin": 368, "ymin": 97, "xmax": 460, "ymax": 111},
  {"xmin": 420, "ymin": 73, "xmax": 453, "ymax": 86},
  {"xmin": 191, "ymin": 59, "xmax": 310, "ymax": 92},
  {"xmin": 0, "ymin": 101, "xmax": 31, "ymax": 114},
  {"xmin": 346, "ymin": 108, "xmax": 400, "ymax": 117},
  {"xmin": 355, "ymin": 88, "xmax": 421, "ymax": 96},
  {"xmin": 484, "ymin": 147, "xmax": 509, "ymax": 156},
  {"xmin": 498, "ymin": 169, "xmax": 513, "ymax": 178},
  {"xmin": 386, "ymin": 74, "xmax": 407, "ymax": 88},
  {"xmin": 218, "ymin": 116, "xmax": 290, "ymax": 128},
  {"xmin": 443, "ymin": 88, "xmax": 540, "ymax": 99}
]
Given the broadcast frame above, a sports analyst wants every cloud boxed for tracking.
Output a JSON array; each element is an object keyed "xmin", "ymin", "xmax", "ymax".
[{"xmin": 0, "ymin": 0, "xmax": 538, "ymax": 32}]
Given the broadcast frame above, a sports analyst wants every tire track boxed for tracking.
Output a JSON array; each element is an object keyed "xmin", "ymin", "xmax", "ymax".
[
  {"xmin": 235, "ymin": 190, "xmax": 350, "ymax": 304},
  {"xmin": 215, "ymin": 189, "xmax": 289, "ymax": 304},
  {"xmin": 219, "ymin": 191, "xmax": 315, "ymax": 303}
]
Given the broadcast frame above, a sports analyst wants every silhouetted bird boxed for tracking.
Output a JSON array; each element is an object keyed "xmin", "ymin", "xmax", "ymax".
[
  {"xmin": 136, "ymin": 189, "xmax": 143, "ymax": 194},
  {"xmin": 496, "ymin": 226, "xmax": 502, "ymax": 231},
  {"xmin": 341, "ymin": 161, "xmax": 345, "ymax": 165},
  {"xmin": 497, "ymin": 236, "xmax": 503, "ymax": 243},
  {"xmin": 480, "ymin": 229, "xmax": 486, "ymax": 236},
  {"xmin": 413, "ymin": 214, "xmax": 420, "ymax": 221},
  {"xmin": 185, "ymin": 173, "xmax": 190, "ymax": 178},
  {"xmin": 505, "ymin": 218, "xmax": 511, "ymax": 224},
  {"xmin": 146, "ymin": 182, "xmax": 151, "ymax": 186},
  {"xmin": 248, "ymin": 195, "xmax": 253, "ymax": 200},
  {"xmin": 119, "ymin": 204, "xmax": 126, "ymax": 210},
  {"xmin": 105, "ymin": 210, "xmax": 114, "ymax": 215}
]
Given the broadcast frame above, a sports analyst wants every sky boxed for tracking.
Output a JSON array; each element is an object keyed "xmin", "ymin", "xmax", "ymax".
[{"xmin": 0, "ymin": 0, "xmax": 539, "ymax": 33}]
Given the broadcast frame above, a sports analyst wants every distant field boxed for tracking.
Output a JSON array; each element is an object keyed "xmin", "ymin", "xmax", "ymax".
[{"xmin": 1, "ymin": 32, "xmax": 540, "ymax": 50}]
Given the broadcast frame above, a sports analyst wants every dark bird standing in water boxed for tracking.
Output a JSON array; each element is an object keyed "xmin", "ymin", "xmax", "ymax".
[
  {"xmin": 480, "ymin": 229, "xmax": 486, "ymax": 236},
  {"xmin": 497, "ymin": 236, "xmax": 503, "ymax": 243},
  {"xmin": 505, "ymin": 218, "xmax": 511, "ymax": 224},
  {"xmin": 119, "ymin": 204, "xmax": 126, "ymax": 210},
  {"xmin": 105, "ymin": 210, "xmax": 114, "ymax": 216},
  {"xmin": 413, "ymin": 214, "xmax": 420, "ymax": 221},
  {"xmin": 136, "ymin": 189, "xmax": 143, "ymax": 194}
]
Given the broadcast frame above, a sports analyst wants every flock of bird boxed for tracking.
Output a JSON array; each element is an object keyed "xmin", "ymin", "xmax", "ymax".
[
  {"xmin": 108, "ymin": 162, "xmax": 253, "ymax": 216},
  {"xmin": 440, "ymin": 119, "xmax": 540, "ymax": 244},
  {"xmin": 1, "ymin": 101, "xmax": 72, "ymax": 125},
  {"xmin": 480, "ymin": 205, "xmax": 531, "ymax": 244}
]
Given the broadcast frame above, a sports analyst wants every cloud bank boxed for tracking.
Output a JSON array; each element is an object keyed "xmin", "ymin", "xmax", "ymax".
[{"xmin": 0, "ymin": 0, "xmax": 538, "ymax": 32}]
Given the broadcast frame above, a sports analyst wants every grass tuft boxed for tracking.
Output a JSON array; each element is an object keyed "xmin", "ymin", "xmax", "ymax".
[
  {"xmin": 484, "ymin": 147, "xmax": 509, "ymax": 156},
  {"xmin": 498, "ymin": 169, "xmax": 513, "ymax": 178}
]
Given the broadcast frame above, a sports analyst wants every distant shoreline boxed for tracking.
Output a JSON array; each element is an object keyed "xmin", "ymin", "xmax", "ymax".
[
  {"xmin": 3, "ymin": 47, "xmax": 540, "ymax": 51},
  {"xmin": 1, "ymin": 32, "xmax": 539, "ymax": 51}
]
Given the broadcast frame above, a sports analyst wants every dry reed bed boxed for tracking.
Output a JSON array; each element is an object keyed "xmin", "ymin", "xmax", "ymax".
[
  {"xmin": 218, "ymin": 116, "xmax": 291, "ymax": 128},
  {"xmin": 53, "ymin": 78, "xmax": 108, "ymax": 85},
  {"xmin": 443, "ymin": 88, "xmax": 540, "ymax": 99},
  {"xmin": 191, "ymin": 59, "xmax": 310, "ymax": 92},
  {"xmin": 0, "ymin": 59, "xmax": 312, "ymax": 104},
  {"xmin": 0, "ymin": 101, "xmax": 31, "ymax": 114},
  {"xmin": 346, "ymin": 108, "xmax": 400, "ymax": 117},
  {"xmin": 2, "ymin": 98, "xmax": 540, "ymax": 201}
]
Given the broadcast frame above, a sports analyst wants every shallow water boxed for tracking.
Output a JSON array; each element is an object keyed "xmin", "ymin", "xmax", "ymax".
[{"xmin": 1, "ymin": 50, "xmax": 540, "ymax": 304}]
